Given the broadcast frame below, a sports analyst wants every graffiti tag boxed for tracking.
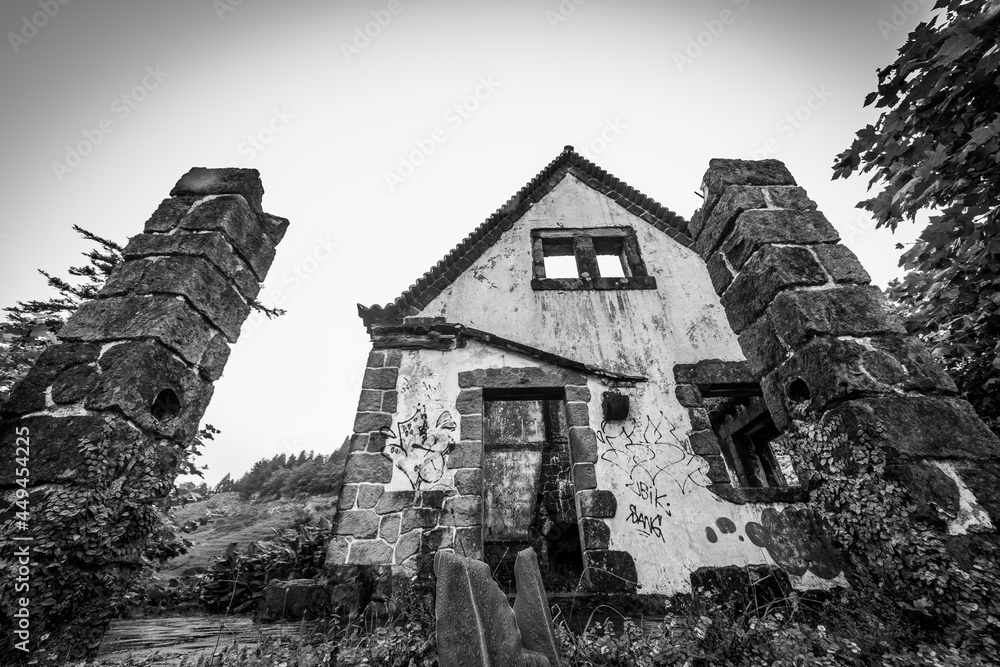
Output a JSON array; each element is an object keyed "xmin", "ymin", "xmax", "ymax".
[
  {"xmin": 380, "ymin": 405, "xmax": 456, "ymax": 489},
  {"xmin": 627, "ymin": 504, "xmax": 664, "ymax": 542}
]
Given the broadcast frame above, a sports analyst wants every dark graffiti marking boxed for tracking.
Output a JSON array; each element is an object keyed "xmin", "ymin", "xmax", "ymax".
[
  {"xmin": 626, "ymin": 479, "xmax": 671, "ymax": 514},
  {"xmin": 380, "ymin": 405, "xmax": 456, "ymax": 489},
  {"xmin": 627, "ymin": 504, "xmax": 664, "ymax": 542},
  {"xmin": 702, "ymin": 510, "xmax": 842, "ymax": 580},
  {"xmin": 598, "ymin": 412, "xmax": 711, "ymax": 496}
]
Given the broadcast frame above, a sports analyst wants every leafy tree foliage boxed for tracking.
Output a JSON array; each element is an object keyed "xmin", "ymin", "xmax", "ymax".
[
  {"xmin": 833, "ymin": 0, "xmax": 1000, "ymax": 433},
  {"xmin": 223, "ymin": 443, "xmax": 349, "ymax": 500},
  {"xmin": 0, "ymin": 225, "xmax": 123, "ymax": 401}
]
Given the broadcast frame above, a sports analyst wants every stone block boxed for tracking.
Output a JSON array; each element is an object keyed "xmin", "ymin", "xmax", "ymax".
[
  {"xmin": 569, "ymin": 427, "xmax": 598, "ymax": 463},
  {"xmin": 60, "ymin": 295, "xmax": 217, "ymax": 366},
  {"xmin": 448, "ymin": 441, "xmax": 484, "ymax": 469},
  {"xmin": 688, "ymin": 430, "xmax": 722, "ymax": 456},
  {"xmin": 400, "ymin": 507, "xmax": 442, "ymax": 533},
  {"xmin": 513, "ymin": 549, "xmax": 564, "ymax": 667},
  {"xmin": 343, "ymin": 453, "xmax": 393, "ymax": 485},
  {"xmin": 357, "ymin": 389, "xmax": 382, "ymax": 412},
  {"xmin": 578, "ymin": 490, "xmax": 617, "ymax": 518},
  {"xmin": 366, "ymin": 349, "xmax": 386, "ymax": 368},
  {"xmin": 367, "ymin": 431, "xmax": 387, "ymax": 453},
  {"xmin": 419, "ymin": 489, "xmax": 446, "ymax": 508},
  {"xmin": 179, "ymin": 195, "xmax": 277, "ymax": 280},
  {"xmin": 696, "ymin": 185, "xmax": 770, "ymax": 257},
  {"xmin": 674, "ymin": 359, "xmax": 755, "ymax": 385},
  {"xmin": 706, "ymin": 252, "xmax": 733, "ymax": 293},
  {"xmin": 394, "ymin": 529, "xmax": 421, "ymax": 563},
  {"xmin": 565, "ymin": 402, "xmax": 590, "ymax": 427},
  {"xmin": 170, "ymin": 167, "xmax": 265, "ymax": 212},
  {"xmin": 385, "ymin": 349, "xmax": 403, "ymax": 367},
  {"xmin": 584, "ymin": 550, "xmax": 638, "ymax": 592},
  {"xmin": 885, "ymin": 461, "xmax": 960, "ymax": 529},
  {"xmin": 699, "ymin": 159, "xmax": 798, "ymax": 222},
  {"xmin": 442, "ymin": 495, "xmax": 482, "ymax": 527},
  {"xmin": 737, "ymin": 316, "xmax": 788, "ymax": 377},
  {"xmin": 580, "ymin": 518, "xmax": 610, "ymax": 550},
  {"xmin": 349, "ymin": 434, "xmax": 369, "ymax": 452},
  {"xmin": 375, "ymin": 490, "xmax": 415, "ymax": 514},
  {"xmin": 348, "ymin": 539, "xmax": 393, "ymax": 565},
  {"xmin": 674, "ymin": 384, "xmax": 702, "ymax": 408},
  {"xmin": 573, "ymin": 463, "xmax": 597, "ymax": 490},
  {"xmin": 100, "ymin": 256, "xmax": 250, "ymax": 343},
  {"xmin": 461, "ymin": 414, "xmax": 483, "ymax": 440},
  {"xmin": 767, "ymin": 336, "xmax": 958, "ymax": 415},
  {"xmin": 335, "ymin": 510, "xmax": 380, "ymax": 539},
  {"xmin": 812, "ymin": 243, "xmax": 870, "ymax": 284},
  {"xmin": 362, "ymin": 367, "xmax": 398, "ymax": 390},
  {"xmin": 767, "ymin": 285, "xmax": 906, "ymax": 348},
  {"xmin": 687, "ymin": 408, "xmax": 711, "ymax": 431},
  {"xmin": 456, "ymin": 388, "xmax": 483, "ymax": 415},
  {"xmin": 825, "ymin": 396, "xmax": 1000, "ymax": 460},
  {"xmin": 85, "ymin": 340, "xmax": 214, "ymax": 442},
  {"xmin": 720, "ymin": 210, "xmax": 839, "ymax": 270},
  {"xmin": 356, "ymin": 485, "xmax": 384, "ymax": 509},
  {"xmin": 353, "ymin": 411, "xmax": 392, "ymax": 434},
  {"xmin": 701, "ymin": 455, "xmax": 731, "ymax": 484},
  {"xmin": 197, "ymin": 333, "xmax": 231, "ymax": 382},
  {"xmin": 337, "ymin": 484, "xmax": 358, "ymax": 510},
  {"xmin": 454, "ymin": 468, "xmax": 483, "ymax": 495},
  {"xmin": 720, "ymin": 245, "xmax": 828, "ymax": 333},
  {"xmin": 143, "ymin": 196, "xmax": 197, "ymax": 233},
  {"xmin": 381, "ymin": 391, "xmax": 398, "ymax": 413},
  {"xmin": 564, "ymin": 385, "xmax": 591, "ymax": 402},
  {"xmin": 122, "ymin": 231, "xmax": 260, "ymax": 300},
  {"xmin": 258, "ymin": 579, "xmax": 332, "ymax": 620},
  {"xmin": 1, "ymin": 342, "xmax": 100, "ymax": 416},
  {"xmin": 422, "ymin": 526, "xmax": 454, "ymax": 553},
  {"xmin": 380, "ymin": 515, "xmax": 401, "ymax": 543}
]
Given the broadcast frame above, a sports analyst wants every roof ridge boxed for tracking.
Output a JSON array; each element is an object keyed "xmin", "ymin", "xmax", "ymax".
[{"xmin": 358, "ymin": 146, "xmax": 690, "ymax": 326}]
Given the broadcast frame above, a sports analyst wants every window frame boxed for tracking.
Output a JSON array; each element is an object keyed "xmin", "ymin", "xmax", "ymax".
[{"xmin": 530, "ymin": 227, "xmax": 656, "ymax": 291}]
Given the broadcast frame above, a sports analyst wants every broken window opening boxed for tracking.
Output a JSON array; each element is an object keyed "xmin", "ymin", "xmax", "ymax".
[
  {"xmin": 481, "ymin": 390, "xmax": 584, "ymax": 593},
  {"xmin": 709, "ymin": 396, "xmax": 798, "ymax": 489},
  {"xmin": 531, "ymin": 227, "xmax": 655, "ymax": 291}
]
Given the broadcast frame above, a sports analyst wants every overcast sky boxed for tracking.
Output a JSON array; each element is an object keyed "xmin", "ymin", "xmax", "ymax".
[{"xmin": 0, "ymin": 0, "xmax": 935, "ymax": 484}]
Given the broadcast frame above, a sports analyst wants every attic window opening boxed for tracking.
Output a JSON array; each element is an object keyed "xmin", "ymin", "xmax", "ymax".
[
  {"xmin": 531, "ymin": 227, "xmax": 656, "ymax": 291},
  {"xmin": 709, "ymin": 395, "xmax": 798, "ymax": 489}
]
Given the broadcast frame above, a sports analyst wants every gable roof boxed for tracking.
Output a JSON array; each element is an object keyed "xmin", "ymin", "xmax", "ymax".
[{"xmin": 358, "ymin": 145, "xmax": 692, "ymax": 327}]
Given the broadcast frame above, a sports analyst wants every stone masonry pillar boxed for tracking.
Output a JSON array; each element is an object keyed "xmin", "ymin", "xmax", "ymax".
[
  {"xmin": 690, "ymin": 158, "xmax": 1000, "ymax": 558},
  {"xmin": 0, "ymin": 168, "xmax": 287, "ymax": 662}
]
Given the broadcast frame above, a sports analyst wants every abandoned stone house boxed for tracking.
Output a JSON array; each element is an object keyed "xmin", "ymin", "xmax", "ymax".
[{"xmin": 328, "ymin": 146, "xmax": 999, "ymax": 596}]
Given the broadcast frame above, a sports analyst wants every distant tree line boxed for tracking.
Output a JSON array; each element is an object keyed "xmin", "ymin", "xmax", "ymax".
[{"xmin": 215, "ymin": 446, "xmax": 348, "ymax": 500}]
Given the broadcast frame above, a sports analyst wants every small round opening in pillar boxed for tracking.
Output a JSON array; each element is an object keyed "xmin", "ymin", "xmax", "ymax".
[
  {"xmin": 150, "ymin": 388, "xmax": 182, "ymax": 421},
  {"xmin": 786, "ymin": 378, "xmax": 811, "ymax": 403}
]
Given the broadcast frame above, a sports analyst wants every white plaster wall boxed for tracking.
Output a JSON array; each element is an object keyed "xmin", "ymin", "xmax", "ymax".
[{"xmin": 390, "ymin": 176, "xmax": 846, "ymax": 594}]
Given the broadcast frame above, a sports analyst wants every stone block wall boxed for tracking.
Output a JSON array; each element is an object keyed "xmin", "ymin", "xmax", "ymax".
[
  {"xmin": 689, "ymin": 158, "xmax": 1000, "ymax": 543},
  {"xmin": 0, "ymin": 168, "xmax": 287, "ymax": 661}
]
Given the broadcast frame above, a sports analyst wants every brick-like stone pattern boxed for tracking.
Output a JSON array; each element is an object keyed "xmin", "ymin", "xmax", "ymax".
[
  {"xmin": 687, "ymin": 158, "xmax": 1000, "ymax": 543},
  {"xmin": 0, "ymin": 168, "xmax": 287, "ymax": 659}
]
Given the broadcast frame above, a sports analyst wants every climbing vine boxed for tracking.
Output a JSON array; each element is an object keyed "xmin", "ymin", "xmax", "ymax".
[
  {"xmin": 0, "ymin": 420, "xmax": 184, "ymax": 664},
  {"xmin": 783, "ymin": 412, "xmax": 1000, "ymax": 659}
]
